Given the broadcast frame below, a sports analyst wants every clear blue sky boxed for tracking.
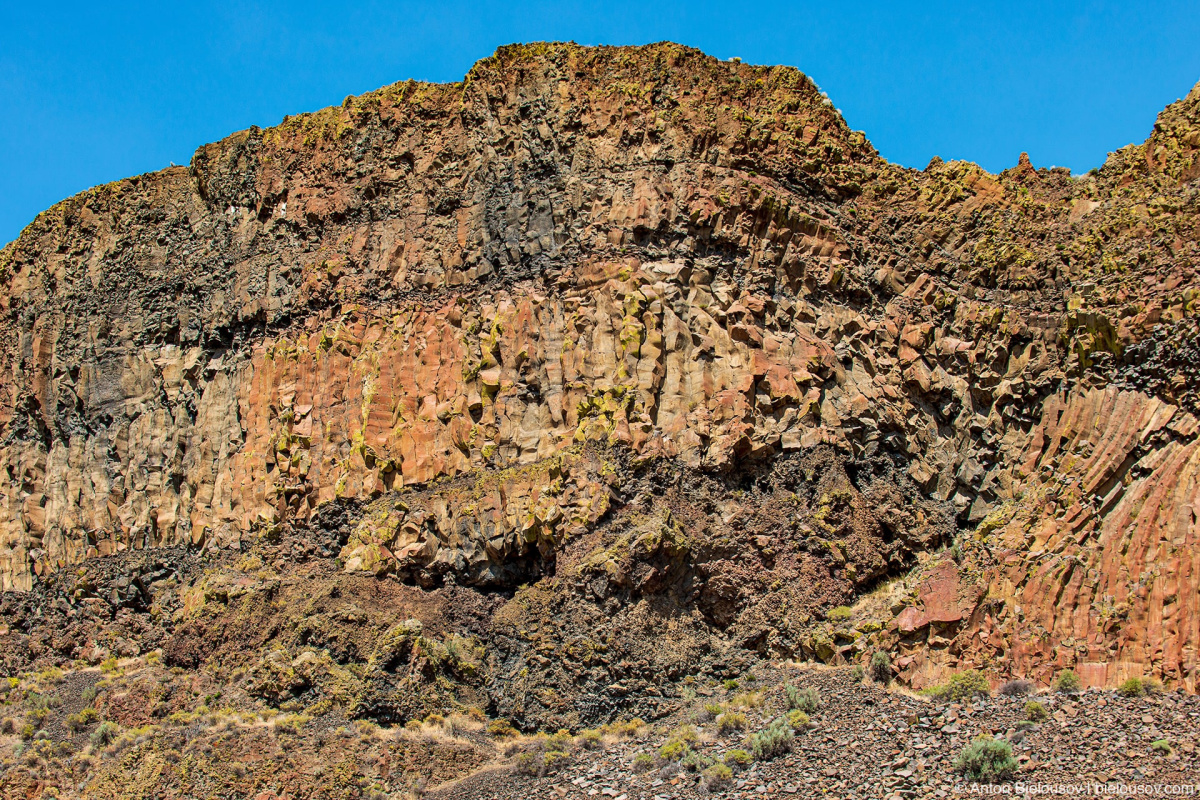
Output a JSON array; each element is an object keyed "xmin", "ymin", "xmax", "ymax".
[{"xmin": 3, "ymin": 1, "xmax": 1199, "ymax": 246}]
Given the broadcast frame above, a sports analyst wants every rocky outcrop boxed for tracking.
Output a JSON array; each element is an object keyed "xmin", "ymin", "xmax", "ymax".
[
  {"xmin": 0, "ymin": 43, "xmax": 883, "ymax": 590},
  {"xmin": 1, "ymin": 43, "xmax": 1199, "ymax": 694},
  {"xmin": 882, "ymin": 387, "xmax": 1200, "ymax": 692}
]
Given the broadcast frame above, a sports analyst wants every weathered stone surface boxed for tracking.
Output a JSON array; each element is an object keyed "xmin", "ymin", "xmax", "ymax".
[
  {"xmin": 1, "ymin": 43, "xmax": 1199, "ymax": 695},
  {"xmin": 881, "ymin": 387, "xmax": 1200, "ymax": 692},
  {"xmin": 894, "ymin": 559, "xmax": 983, "ymax": 634},
  {"xmin": 965, "ymin": 388, "xmax": 1199, "ymax": 691}
]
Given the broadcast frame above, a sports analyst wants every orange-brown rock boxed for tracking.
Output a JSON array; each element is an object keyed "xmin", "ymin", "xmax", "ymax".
[
  {"xmin": 1, "ymin": 43, "xmax": 1199, "ymax": 695},
  {"xmin": 886, "ymin": 387, "xmax": 1200, "ymax": 691}
]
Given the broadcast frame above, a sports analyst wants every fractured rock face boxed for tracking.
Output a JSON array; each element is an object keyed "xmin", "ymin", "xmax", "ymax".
[
  {"xmin": 1, "ymin": 43, "xmax": 1199, "ymax": 692},
  {"xmin": 337, "ymin": 449, "xmax": 615, "ymax": 586},
  {"xmin": 967, "ymin": 388, "xmax": 1199, "ymax": 690}
]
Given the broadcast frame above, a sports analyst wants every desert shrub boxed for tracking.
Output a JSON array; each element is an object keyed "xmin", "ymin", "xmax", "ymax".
[
  {"xmin": 423, "ymin": 712, "xmax": 445, "ymax": 726},
  {"xmin": 1016, "ymin": 720, "xmax": 1036, "ymax": 731},
  {"xmin": 1143, "ymin": 678, "xmax": 1163, "ymax": 694},
  {"xmin": 444, "ymin": 713, "xmax": 479, "ymax": 735},
  {"xmin": 600, "ymin": 718, "xmax": 645, "ymax": 738},
  {"xmin": 827, "ymin": 606, "xmax": 852, "ymax": 621},
  {"xmin": 723, "ymin": 679, "xmax": 740, "ymax": 691},
  {"xmin": 0, "ymin": 718, "xmax": 14, "ymax": 734},
  {"xmin": 632, "ymin": 752, "xmax": 655, "ymax": 772},
  {"xmin": 925, "ymin": 671, "xmax": 990, "ymax": 702},
  {"xmin": 871, "ymin": 651, "xmax": 892, "ymax": 683},
  {"xmin": 850, "ymin": 665, "xmax": 865, "ymax": 683},
  {"xmin": 1150, "ymin": 740, "xmax": 1172, "ymax": 755},
  {"xmin": 99, "ymin": 657, "xmax": 120, "ymax": 675},
  {"xmin": 578, "ymin": 728, "xmax": 603, "ymax": 749},
  {"xmin": 786, "ymin": 710, "xmax": 809, "ymax": 730},
  {"xmin": 25, "ymin": 694, "xmax": 51, "ymax": 717},
  {"xmin": 546, "ymin": 730, "xmax": 573, "ymax": 753},
  {"xmin": 747, "ymin": 717, "xmax": 793, "ymax": 761},
  {"xmin": 717, "ymin": 712, "xmax": 747, "ymax": 733},
  {"xmin": 724, "ymin": 748, "xmax": 753, "ymax": 767},
  {"xmin": 659, "ymin": 727, "xmax": 697, "ymax": 762},
  {"xmin": 487, "ymin": 719, "xmax": 518, "ymax": 738},
  {"xmin": 729, "ymin": 691, "xmax": 763, "ymax": 709},
  {"xmin": 81, "ymin": 686, "xmax": 98, "ymax": 703},
  {"xmin": 659, "ymin": 738, "xmax": 690, "ymax": 762},
  {"xmin": 673, "ymin": 725, "xmax": 698, "ymax": 744},
  {"xmin": 998, "ymin": 679, "xmax": 1033, "ymax": 697},
  {"xmin": 1054, "ymin": 670, "xmax": 1081, "ymax": 694},
  {"xmin": 543, "ymin": 750, "xmax": 570, "ymax": 773},
  {"xmin": 1117, "ymin": 678, "xmax": 1145, "ymax": 697},
  {"xmin": 91, "ymin": 721, "xmax": 119, "ymax": 747},
  {"xmin": 954, "ymin": 736, "xmax": 1018, "ymax": 782},
  {"xmin": 167, "ymin": 710, "xmax": 201, "ymax": 726},
  {"xmin": 145, "ymin": 651, "xmax": 162, "ymax": 666},
  {"xmin": 703, "ymin": 762, "xmax": 733, "ymax": 788},
  {"xmin": 36, "ymin": 667, "xmax": 64, "ymax": 684},
  {"xmin": 514, "ymin": 751, "xmax": 543, "ymax": 776},
  {"xmin": 274, "ymin": 713, "xmax": 309, "ymax": 733},
  {"xmin": 785, "ymin": 685, "xmax": 821, "ymax": 713},
  {"xmin": 66, "ymin": 707, "xmax": 98, "ymax": 732},
  {"xmin": 680, "ymin": 748, "xmax": 713, "ymax": 772},
  {"xmin": 1024, "ymin": 701, "xmax": 1048, "ymax": 722}
]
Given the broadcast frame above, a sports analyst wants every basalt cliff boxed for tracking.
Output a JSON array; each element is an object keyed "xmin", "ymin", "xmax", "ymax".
[{"xmin": 1, "ymin": 42, "xmax": 1199, "ymax": 798}]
